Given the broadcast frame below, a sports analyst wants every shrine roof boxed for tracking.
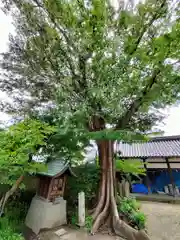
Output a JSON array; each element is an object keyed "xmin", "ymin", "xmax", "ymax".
[{"xmin": 37, "ymin": 159, "xmax": 76, "ymax": 177}]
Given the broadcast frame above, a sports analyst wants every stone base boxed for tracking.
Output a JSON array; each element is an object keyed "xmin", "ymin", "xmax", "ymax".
[{"xmin": 25, "ymin": 195, "xmax": 67, "ymax": 234}]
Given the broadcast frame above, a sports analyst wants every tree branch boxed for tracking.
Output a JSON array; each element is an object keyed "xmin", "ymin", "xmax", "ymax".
[
  {"xmin": 30, "ymin": 0, "xmax": 80, "ymax": 85},
  {"xmin": 116, "ymin": 68, "xmax": 161, "ymax": 129},
  {"xmin": 32, "ymin": 0, "xmax": 77, "ymax": 52},
  {"xmin": 126, "ymin": 0, "xmax": 167, "ymax": 57},
  {"xmin": 78, "ymin": 54, "xmax": 92, "ymax": 91}
]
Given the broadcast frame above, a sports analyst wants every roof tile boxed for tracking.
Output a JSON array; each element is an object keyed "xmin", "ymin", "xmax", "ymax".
[{"xmin": 117, "ymin": 139, "xmax": 180, "ymax": 158}]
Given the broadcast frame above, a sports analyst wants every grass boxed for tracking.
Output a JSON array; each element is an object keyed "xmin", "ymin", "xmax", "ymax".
[
  {"xmin": 0, "ymin": 223, "xmax": 24, "ymax": 240},
  {"xmin": 0, "ymin": 192, "xmax": 31, "ymax": 240}
]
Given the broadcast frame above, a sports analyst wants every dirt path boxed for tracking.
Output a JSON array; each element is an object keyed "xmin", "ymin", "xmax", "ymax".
[
  {"xmin": 141, "ymin": 201, "xmax": 180, "ymax": 240},
  {"xmin": 39, "ymin": 228, "xmax": 118, "ymax": 240},
  {"xmin": 37, "ymin": 202, "xmax": 180, "ymax": 240}
]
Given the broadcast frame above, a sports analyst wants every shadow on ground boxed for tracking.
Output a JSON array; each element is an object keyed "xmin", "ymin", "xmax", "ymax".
[{"xmin": 23, "ymin": 226, "xmax": 40, "ymax": 240}]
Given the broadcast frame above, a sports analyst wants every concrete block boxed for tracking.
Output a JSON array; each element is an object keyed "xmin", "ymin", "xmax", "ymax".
[{"xmin": 25, "ymin": 195, "xmax": 67, "ymax": 234}]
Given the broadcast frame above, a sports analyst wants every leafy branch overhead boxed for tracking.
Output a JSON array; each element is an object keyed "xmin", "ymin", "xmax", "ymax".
[
  {"xmin": 0, "ymin": 119, "xmax": 55, "ymax": 184},
  {"xmin": 88, "ymin": 129, "xmax": 149, "ymax": 141},
  {"xmin": 116, "ymin": 159, "xmax": 146, "ymax": 177}
]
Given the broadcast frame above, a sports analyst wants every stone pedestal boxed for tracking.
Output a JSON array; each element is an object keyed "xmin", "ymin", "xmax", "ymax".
[{"xmin": 25, "ymin": 195, "xmax": 67, "ymax": 234}]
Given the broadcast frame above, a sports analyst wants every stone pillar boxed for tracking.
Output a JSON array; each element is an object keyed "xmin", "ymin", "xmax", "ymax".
[
  {"xmin": 164, "ymin": 185, "xmax": 169, "ymax": 194},
  {"xmin": 78, "ymin": 191, "xmax": 85, "ymax": 227}
]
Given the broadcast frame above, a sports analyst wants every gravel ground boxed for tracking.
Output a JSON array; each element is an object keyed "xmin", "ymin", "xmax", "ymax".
[{"xmin": 141, "ymin": 201, "xmax": 180, "ymax": 240}]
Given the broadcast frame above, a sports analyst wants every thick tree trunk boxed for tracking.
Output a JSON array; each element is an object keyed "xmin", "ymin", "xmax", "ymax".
[
  {"xmin": 91, "ymin": 140, "xmax": 150, "ymax": 240},
  {"xmin": 0, "ymin": 175, "xmax": 24, "ymax": 216}
]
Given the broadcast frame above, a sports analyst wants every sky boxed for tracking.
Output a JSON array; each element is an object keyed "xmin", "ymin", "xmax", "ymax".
[{"xmin": 0, "ymin": 8, "xmax": 180, "ymax": 136}]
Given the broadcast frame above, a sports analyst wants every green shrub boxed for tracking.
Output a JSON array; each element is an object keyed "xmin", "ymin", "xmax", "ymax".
[
  {"xmin": 70, "ymin": 210, "xmax": 78, "ymax": 227},
  {"xmin": 118, "ymin": 197, "xmax": 146, "ymax": 230},
  {"xmin": 4, "ymin": 195, "xmax": 29, "ymax": 233},
  {"xmin": 66, "ymin": 164, "xmax": 99, "ymax": 208},
  {"xmin": 0, "ymin": 190, "xmax": 31, "ymax": 239},
  {"xmin": 119, "ymin": 197, "xmax": 140, "ymax": 212},
  {"xmin": 85, "ymin": 215, "xmax": 93, "ymax": 231},
  {"xmin": 119, "ymin": 199, "xmax": 132, "ymax": 214},
  {"xmin": 130, "ymin": 211, "xmax": 146, "ymax": 230}
]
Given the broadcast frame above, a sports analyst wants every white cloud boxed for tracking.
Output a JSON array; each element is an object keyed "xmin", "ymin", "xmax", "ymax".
[
  {"xmin": 0, "ymin": 8, "xmax": 14, "ymax": 122},
  {"xmin": 160, "ymin": 106, "xmax": 180, "ymax": 136},
  {"xmin": 0, "ymin": 8, "xmax": 14, "ymax": 53}
]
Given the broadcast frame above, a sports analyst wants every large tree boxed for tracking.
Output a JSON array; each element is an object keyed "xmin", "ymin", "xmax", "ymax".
[{"xmin": 0, "ymin": 0, "xmax": 180, "ymax": 239}]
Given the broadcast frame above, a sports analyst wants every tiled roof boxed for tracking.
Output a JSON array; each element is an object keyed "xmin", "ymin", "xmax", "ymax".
[
  {"xmin": 38, "ymin": 159, "xmax": 76, "ymax": 177},
  {"xmin": 117, "ymin": 136, "xmax": 180, "ymax": 158}
]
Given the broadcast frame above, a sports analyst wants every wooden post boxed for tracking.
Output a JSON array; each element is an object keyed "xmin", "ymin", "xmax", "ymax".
[
  {"xmin": 165, "ymin": 157, "xmax": 176, "ymax": 197},
  {"xmin": 143, "ymin": 158, "xmax": 151, "ymax": 194},
  {"xmin": 78, "ymin": 191, "xmax": 85, "ymax": 227}
]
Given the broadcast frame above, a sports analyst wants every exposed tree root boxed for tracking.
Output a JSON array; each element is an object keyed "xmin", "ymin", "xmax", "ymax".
[
  {"xmin": 91, "ymin": 140, "xmax": 150, "ymax": 240},
  {"xmin": 0, "ymin": 175, "xmax": 24, "ymax": 216},
  {"xmin": 92, "ymin": 141, "xmax": 107, "ymax": 220}
]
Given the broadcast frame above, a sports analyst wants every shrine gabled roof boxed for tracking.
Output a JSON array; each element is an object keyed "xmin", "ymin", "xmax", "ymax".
[
  {"xmin": 117, "ymin": 135, "xmax": 180, "ymax": 158},
  {"xmin": 37, "ymin": 159, "xmax": 76, "ymax": 177}
]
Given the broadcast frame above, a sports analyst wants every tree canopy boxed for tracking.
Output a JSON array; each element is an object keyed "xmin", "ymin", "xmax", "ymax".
[{"xmin": 1, "ymin": 0, "xmax": 179, "ymax": 132}]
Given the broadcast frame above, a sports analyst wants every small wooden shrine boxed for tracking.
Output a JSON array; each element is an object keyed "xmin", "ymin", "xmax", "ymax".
[{"xmin": 36, "ymin": 160, "xmax": 75, "ymax": 202}]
